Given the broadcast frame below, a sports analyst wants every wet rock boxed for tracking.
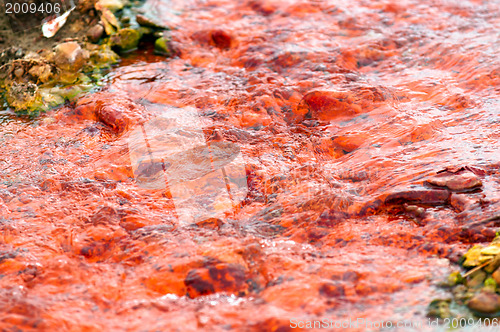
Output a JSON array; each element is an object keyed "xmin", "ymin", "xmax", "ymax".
[
  {"xmin": 185, "ymin": 263, "xmax": 248, "ymax": 298},
  {"xmin": 136, "ymin": 14, "xmax": 168, "ymax": 29},
  {"xmin": 450, "ymin": 193, "xmax": 473, "ymax": 212},
  {"xmin": 319, "ymin": 282, "xmax": 345, "ymax": 298},
  {"xmin": 331, "ymin": 134, "xmax": 365, "ymax": 153},
  {"xmin": 96, "ymin": 98, "xmax": 141, "ymax": 133},
  {"xmin": 292, "ymin": 90, "xmax": 362, "ymax": 123},
  {"xmin": 467, "ymin": 291, "xmax": 500, "ymax": 315},
  {"xmin": 120, "ymin": 215, "xmax": 149, "ymax": 231},
  {"xmin": 40, "ymin": 178, "xmax": 62, "ymax": 192},
  {"xmin": 154, "ymin": 36, "xmax": 173, "ymax": 56},
  {"xmin": 91, "ymin": 206, "xmax": 120, "ymax": 225},
  {"xmin": 404, "ymin": 204, "xmax": 427, "ymax": 218},
  {"xmin": 426, "ymin": 171, "xmax": 482, "ymax": 191},
  {"xmin": 211, "ymin": 30, "xmax": 233, "ymax": 49},
  {"xmin": 110, "ymin": 28, "xmax": 141, "ymax": 52},
  {"xmin": 87, "ymin": 24, "xmax": 105, "ymax": 43},
  {"xmin": 196, "ymin": 218, "xmax": 223, "ymax": 230},
  {"xmin": 383, "ymin": 189, "xmax": 450, "ymax": 206},
  {"xmin": 53, "ymin": 42, "xmax": 89, "ymax": 72}
]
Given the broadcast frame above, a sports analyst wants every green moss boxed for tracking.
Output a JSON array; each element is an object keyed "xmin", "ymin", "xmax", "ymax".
[
  {"xmin": 110, "ymin": 28, "xmax": 141, "ymax": 52},
  {"xmin": 154, "ymin": 36, "xmax": 172, "ymax": 56}
]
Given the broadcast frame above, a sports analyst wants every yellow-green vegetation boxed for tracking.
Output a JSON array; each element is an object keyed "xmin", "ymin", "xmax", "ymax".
[{"xmin": 429, "ymin": 234, "xmax": 500, "ymax": 322}]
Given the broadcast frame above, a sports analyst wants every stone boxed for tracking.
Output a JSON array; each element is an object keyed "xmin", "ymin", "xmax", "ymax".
[
  {"xmin": 428, "ymin": 299, "xmax": 452, "ymax": 319},
  {"xmin": 426, "ymin": 171, "xmax": 482, "ymax": 191},
  {"xmin": 211, "ymin": 30, "xmax": 232, "ymax": 49},
  {"xmin": 185, "ymin": 263, "xmax": 248, "ymax": 298},
  {"xmin": 136, "ymin": 14, "xmax": 168, "ymax": 29},
  {"xmin": 87, "ymin": 24, "xmax": 104, "ymax": 43},
  {"xmin": 53, "ymin": 42, "xmax": 89, "ymax": 72},
  {"xmin": 291, "ymin": 90, "xmax": 362, "ymax": 123},
  {"xmin": 467, "ymin": 291, "xmax": 500, "ymax": 315},
  {"xmin": 154, "ymin": 36, "xmax": 172, "ymax": 56},
  {"xmin": 110, "ymin": 28, "xmax": 141, "ymax": 52}
]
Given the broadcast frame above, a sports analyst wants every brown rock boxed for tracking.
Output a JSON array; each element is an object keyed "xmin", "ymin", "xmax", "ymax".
[
  {"xmin": 87, "ymin": 24, "xmax": 104, "ymax": 43},
  {"xmin": 53, "ymin": 42, "xmax": 89, "ymax": 72},
  {"xmin": 136, "ymin": 14, "xmax": 168, "ymax": 29},
  {"xmin": 384, "ymin": 189, "xmax": 450, "ymax": 206},
  {"xmin": 467, "ymin": 291, "xmax": 500, "ymax": 315}
]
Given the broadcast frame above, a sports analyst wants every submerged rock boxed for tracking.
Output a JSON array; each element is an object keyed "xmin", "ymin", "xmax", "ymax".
[
  {"xmin": 291, "ymin": 90, "xmax": 362, "ymax": 123},
  {"xmin": 426, "ymin": 171, "xmax": 482, "ymax": 191}
]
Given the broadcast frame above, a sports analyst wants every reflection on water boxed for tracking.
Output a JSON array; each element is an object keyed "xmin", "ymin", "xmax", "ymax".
[{"xmin": 128, "ymin": 104, "xmax": 247, "ymax": 222}]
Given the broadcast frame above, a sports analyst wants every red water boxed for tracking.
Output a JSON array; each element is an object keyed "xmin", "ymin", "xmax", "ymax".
[{"xmin": 1, "ymin": 0, "xmax": 500, "ymax": 330}]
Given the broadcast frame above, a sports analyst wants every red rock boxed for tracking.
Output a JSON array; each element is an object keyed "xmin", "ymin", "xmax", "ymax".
[
  {"xmin": 185, "ymin": 263, "xmax": 248, "ymax": 298},
  {"xmin": 426, "ymin": 171, "xmax": 482, "ymax": 191},
  {"xmin": 293, "ymin": 90, "xmax": 362, "ymax": 123},
  {"xmin": 211, "ymin": 30, "xmax": 233, "ymax": 49}
]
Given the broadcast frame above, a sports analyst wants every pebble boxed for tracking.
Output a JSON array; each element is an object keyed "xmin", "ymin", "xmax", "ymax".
[
  {"xmin": 467, "ymin": 291, "xmax": 500, "ymax": 315},
  {"xmin": 136, "ymin": 14, "xmax": 168, "ymax": 29},
  {"xmin": 426, "ymin": 171, "xmax": 482, "ymax": 191},
  {"xmin": 87, "ymin": 24, "xmax": 104, "ymax": 43}
]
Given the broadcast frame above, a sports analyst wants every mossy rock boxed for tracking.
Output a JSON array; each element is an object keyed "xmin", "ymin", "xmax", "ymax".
[
  {"xmin": 110, "ymin": 28, "xmax": 141, "ymax": 52},
  {"xmin": 154, "ymin": 35, "xmax": 172, "ymax": 56}
]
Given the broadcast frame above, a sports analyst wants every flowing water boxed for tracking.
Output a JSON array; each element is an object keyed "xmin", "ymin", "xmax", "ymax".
[{"xmin": 1, "ymin": 0, "xmax": 500, "ymax": 330}]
